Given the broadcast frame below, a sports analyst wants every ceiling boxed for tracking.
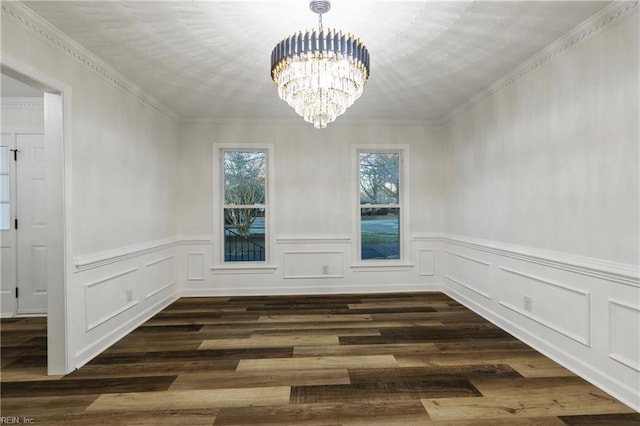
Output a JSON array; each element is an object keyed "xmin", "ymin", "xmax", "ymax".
[{"xmin": 21, "ymin": 1, "xmax": 610, "ymax": 122}]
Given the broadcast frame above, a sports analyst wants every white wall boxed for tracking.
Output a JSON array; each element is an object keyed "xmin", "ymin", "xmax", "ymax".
[
  {"xmin": 0, "ymin": 98, "xmax": 44, "ymax": 132},
  {"xmin": 443, "ymin": 9, "xmax": 639, "ymax": 411},
  {"xmin": 2, "ymin": 3, "xmax": 180, "ymax": 370},
  {"xmin": 177, "ymin": 121, "xmax": 444, "ymax": 295}
]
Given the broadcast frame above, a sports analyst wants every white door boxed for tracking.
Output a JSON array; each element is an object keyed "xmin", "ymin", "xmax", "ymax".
[
  {"xmin": 0, "ymin": 134, "xmax": 17, "ymax": 316},
  {"xmin": 16, "ymin": 133, "xmax": 48, "ymax": 315}
]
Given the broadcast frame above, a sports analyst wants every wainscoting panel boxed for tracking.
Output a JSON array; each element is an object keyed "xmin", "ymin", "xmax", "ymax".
[
  {"xmin": 444, "ymin": 249, "xmax": 492, "ymax": 299},
  {"xmin": 180, "ymin": 236, "xmax": 444, "ymax": 297},
  {"xmin": 497, "ymin": 266, "xmax": 591, "ymax": 346},
  {"xmin": 418, "ymin": 249, "xmax": 435, "ymax": 276},
  {"xmin": 443, "ymin": 235, "xmax": 640, "ymax": 413},
  {"xmin": 72, "ymin": 242, "xmax": 179, "ymax": 369},
  {"xmin": 283, "ymin": 250, "xmax": 344, "ymax": 279},
  {"xmin": 144, "ymin": 255, "xmax": 177, "ymax": 300},
  {"xmin": 609, "ymin": 300, "xmax": 640, "ymax": 372},
  {"xmin": 84, "ymin": 267, "xmax": 139, "ymax": 332},
  {"xmin": 187, "ymin": 252, "xmax": 205, "ymax": 281}
]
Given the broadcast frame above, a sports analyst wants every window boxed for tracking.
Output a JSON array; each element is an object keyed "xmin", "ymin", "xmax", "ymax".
[
  {"xmin": 221, "ymin": 150, "xmax": 268, "ymax": 263},
  {"xmin": 355, "ymin": 147, "xmax": 409, "ymax": 265},
  {"xmin": 359, "ymin": 151, "xmax": 401, "ymax": 260},
  {"xmin": 0, "ymin": 146, "xmax": 10, "ymax": 231}
]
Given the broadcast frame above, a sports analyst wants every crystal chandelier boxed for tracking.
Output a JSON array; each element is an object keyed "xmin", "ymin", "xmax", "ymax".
[{"xmin": 270, "ymin": 0, "xmax": 370, "ymax": 128}]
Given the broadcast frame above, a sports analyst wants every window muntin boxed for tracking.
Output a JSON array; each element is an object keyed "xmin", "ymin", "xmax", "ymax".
[
  {"xmin": 359, "ymin": 152, "xmax": 401, "ymax": 260},
  {"xmin": 222, "ymin": 150, "xmax": 267, "ymax": 262}
]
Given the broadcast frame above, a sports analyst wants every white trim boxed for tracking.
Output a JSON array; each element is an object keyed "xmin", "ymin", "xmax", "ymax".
[
  {"xmin": 1, "ymin": 97, "xmax": 44, "ymax": 109},
  {"xmin": 445, "ymin": 235, "xmax": 639, "ymax": 287},
  {"xmin": 445, "ymin": 250, "xmax": 491, "ymax": 267},
  {"xmin": 443, "ymin": 1, "xmax": 639, "ymax": 123},
  {"xmin": 445, "ymin": 275, "xmax": 491, "ymax": 300},
  {"xmin": 211, "ymin": 265, "xmax": 278, "ymax": 274},
  {"xmin": 352, "ymin": 144, "xmax": 411, "ymax": 265},
  {"xmin": 86, "ymin": 301, "xmax": 139, "ymax": 332},
  {"xmin": 212, "ymin": 143, "xmax": 275, "ymax": 268},
  {"xmin": 276, "ymin": 235, "xmax": 352, "ymax": 244},
  {"xmin": 181, "ymin": 282, "xmax": 443, "ymax": 297},
  {"xmin": 351, "ymin": 264, "xmax": 413, "ymax": 273},
  {"xmin": 498, "ymin": 298, "xmax": 591, "ymax": 347},
  {"xmin": 74, "ymin": 292, "xmax": 178, "ymax": 369},
  {"xmin": 445, "ymin": 286, "xmax": 640, "ymax": 413},
  {"xmin": 178, "ymin": 236, "xmax": 212, "ymax": 245},
  {"xmin": 608, "ymin": 299, "xmax": 640, "ymax": 372},
  {"xmin": 418, "ymin": 249, "xmax": 435, "ymax": 277},
  {"xmin": 145, "ymin": 254, "xmax": 175, "ymax": 268},
  {"xmin": 73, "ymin": 237, "xmax": 178, "ymax": 271},
  {"xmin": 179, "ymin": 117, "xmax": 441, "ymax": 128},
  {"xmin": 83, "ymin": 267, "xmax": 139, "ymax": 332},
  {"xmin": 411, "ymin": 233, "xmax": 446, "ymax": 242},
  {"xmin": 145, "ymin": 281, "xmax": 177, "ymax": 301}
]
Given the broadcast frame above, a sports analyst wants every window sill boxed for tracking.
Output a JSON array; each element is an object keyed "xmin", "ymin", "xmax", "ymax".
[
  {"xmin": 351, "ymin": 263, "xmax": 414, "ymax": 272},
  {"xmin": 211, "ymin": 264, "xmax": 278, "ymax": 274}
]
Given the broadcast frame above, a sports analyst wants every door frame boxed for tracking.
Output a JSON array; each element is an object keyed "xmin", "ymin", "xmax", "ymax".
[{"xmin": 2, "ymin": 55, "xmax": 72, "ymax": 375}]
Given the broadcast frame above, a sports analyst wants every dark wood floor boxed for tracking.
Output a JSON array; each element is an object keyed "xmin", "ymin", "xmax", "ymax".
[{"xmin": 1, "ymin": 292, "xmax": 638, "ymax": 425}]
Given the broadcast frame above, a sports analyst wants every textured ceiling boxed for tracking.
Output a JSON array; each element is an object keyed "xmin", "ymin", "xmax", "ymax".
[{"xmin": 22, "ymin": 1, "xmax": 610, "ymax": 122}]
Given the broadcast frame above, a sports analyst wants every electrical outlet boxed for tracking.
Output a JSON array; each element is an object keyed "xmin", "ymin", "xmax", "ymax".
[
  {"xmin": 322, "ymin": 264, "xmax": 329, "ymax": 275},
  {"xmin": 126, "ymin": 288, "xmax": 133, "ymax": 303},
  {"xmin": 524, "ymin": 295, "xmax": 532, "ymax": 312}
]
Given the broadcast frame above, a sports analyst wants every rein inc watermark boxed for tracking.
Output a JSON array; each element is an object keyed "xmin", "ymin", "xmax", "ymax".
[{"xmin": 0, "ymin": 418, "xmax": 35, "ymax": 424}]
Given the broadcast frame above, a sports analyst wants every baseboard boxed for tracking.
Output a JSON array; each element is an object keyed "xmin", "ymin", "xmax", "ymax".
[
  {"xmin": 180, "ymin": 282, "xmax": 445, "ymax": 298},
  {"xmin": 444, "ymin": 287, "xmax": 640, "ymax": 413},
  {"xmin": 73, "ymin": 291, "xmax": 179, "ymax": 369}
]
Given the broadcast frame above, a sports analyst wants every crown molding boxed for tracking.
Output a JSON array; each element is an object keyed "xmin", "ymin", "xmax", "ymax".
[
  {"xmin": 179, "ymin": 117, "xmax": 442, "ymax": 128},
  {"xmin": 443, "ymin": 1, "xmax": 639, "ymax": 124},
  {"xmin": 1, "ymin": 97, "xmax": 44, "ymax": 110},
  {"xmin": 2, "ymin": 1, "xmax": 179, "ymax": 122}
]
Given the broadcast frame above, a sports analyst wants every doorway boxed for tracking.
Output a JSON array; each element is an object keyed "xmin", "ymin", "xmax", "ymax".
[{"xmin": 1, "ymin": 65, "xmax": 68, "ymax": 374}]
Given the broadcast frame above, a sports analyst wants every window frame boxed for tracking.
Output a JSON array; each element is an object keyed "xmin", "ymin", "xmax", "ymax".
[
  {"xmin": 352, "ymin": 144, "xmax": 411, "ymax": 268},
  {"xmin": 212, "ymin": 143, "xmax": 275, "ymax": 272}
]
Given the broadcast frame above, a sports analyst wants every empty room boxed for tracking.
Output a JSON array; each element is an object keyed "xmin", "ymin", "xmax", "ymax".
[{"xmin": 1, "ymin": 1, "xmax": 638, "ymax": 424}]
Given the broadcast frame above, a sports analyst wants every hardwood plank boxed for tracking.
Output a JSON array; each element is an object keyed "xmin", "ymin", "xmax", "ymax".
[
  {"xmin": 257, "ymin": 314, "xmax": 373, "ymax": 323},
  {"xmin": 64, "ymin": 360, "xmax": 240, "ymax": 379},
  {"xmin": 293, "ymin": 342, "xmax": 439, "ymax": 357},
  {"xmin": 201, "ymin": 319, "xmax": 442, "ymax": 332},
  {"xmin": 199, "ymin": 335, "xmax": 339, "ymax": 350},
  {"xmin": 170, "ymin": 369, "xmax": 350, "ymax": 390},
  {"xmin": 252, "ymin": 327, "xmax": 382, "ymax": 337},
  {"xmin": 213, "ymin": 401, "xmax": 429, "ymax": 425},
  {"xmin": 1, "ymin": 375, "xmax": 177, "ymax": 398},
  {"xmin": 348, "ymin": 364, "xmax": 522, "ymax": 383},
  {"xmin": 423, "ymin": 389, "xmax": 635, "ymax": 421},
  {"xmin": 428, "ymin": 417, "xmax": 566, "ymax": 426},
  {"xmin": 290, "ymin": 379, "xmax": 481, "ymax": 403},
  {"xmin": 236, "ymin": 355, "xmax": 398, "ymax": 372},
  {"xmin": 86, "ymin": 387, "xmax": 291, "ymax": 412},
  {"xmin": 32, "ymin": 410, "xmax": 219, "ymax": 426},
  {"xmin": 0, "ymin": 368, "xmax": 65, "ymax": 382},
  {"xmin": 86, "ymin": 347, "xmax": 293, "ymax": 365},
  {"xmin": 559, "ymin": 413, "xmax": 640, "ymax": 424},
  {"xmin": 0, "ymin": 395, "xmax": 100, "ymax": 417}
]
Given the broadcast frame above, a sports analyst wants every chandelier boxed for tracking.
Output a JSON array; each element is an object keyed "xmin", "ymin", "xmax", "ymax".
[{"xmin": 270, "ymin": 0, "xmax": 370, "ymax": 128}]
